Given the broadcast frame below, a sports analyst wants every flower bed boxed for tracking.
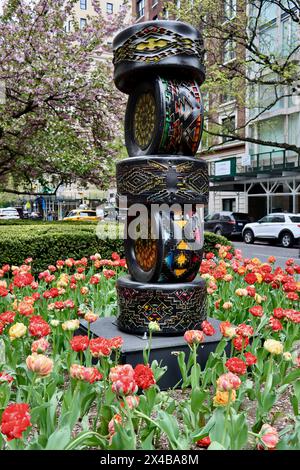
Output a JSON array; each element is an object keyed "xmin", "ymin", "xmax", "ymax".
[{"xmin": 0, "ymin": 247, "xmax": 299, "ymax": 450}]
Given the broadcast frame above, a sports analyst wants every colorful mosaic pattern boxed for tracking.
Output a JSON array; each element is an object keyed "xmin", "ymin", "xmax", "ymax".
[
  {"xmin": 124, "ymin": 207, "xmax": 204, "ymax": 283},
  {"xmin": 117, "ymin": 157, "xmax": 209, "ymax": 204},
  {"xmin": 116, "ymin": 278, "xmax": 207, "ymax": 335},
  {"xmin": 113, "ymin": 25, "xmax": 203, "ymax": 65},
  {"xmin": 159, "ymin": 79, "xmax": 203, "ymax": 155},
  {"xmin": 160, "ymin": 209, "xmax": 203, "ymax": 282}
]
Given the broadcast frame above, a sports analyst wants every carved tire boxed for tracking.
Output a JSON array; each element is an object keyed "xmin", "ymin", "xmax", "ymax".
[
  {"xmin": 113, "ymin": 20, "xmax": 205, "ymax": 94},
  {"xmin": 116, "ymin": 155, "xmax": 209, "ymax": 205},
  {"xmin": 116, "ymin": 275, "xmax": 207, "ymax": 335},
  {"xmin": 124, "ymin": 205, "xmax": 204, "ymax": 283},
  {"xmin": 124, "ymin": 77, "xmax": 204, "ymax": 157}
]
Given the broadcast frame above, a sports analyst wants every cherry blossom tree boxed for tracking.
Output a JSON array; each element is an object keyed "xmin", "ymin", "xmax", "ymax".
[{"xmin": 0, "ymin": 0, "xmax": 128, "ymax": 194}]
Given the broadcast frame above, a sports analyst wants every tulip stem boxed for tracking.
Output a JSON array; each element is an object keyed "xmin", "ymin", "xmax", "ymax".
[
  {"xmin": 221, "ymin": 390, "xmax": 232, "ymax": 448},
  {"xmin": 27, "ymin": 374, "xmax": 36, "ymax": 404},
  {"xmin": 146, "ymin": 330, "xmax": 152, "ymax": 365}
]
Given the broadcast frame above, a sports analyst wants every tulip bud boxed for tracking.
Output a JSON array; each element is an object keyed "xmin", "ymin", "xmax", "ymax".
[
  {"xmin": 184, "ymin": 330, "xmax": 204, "ymax": 345},
  {"xmin": 258, "ymin": 424, "xmax": 279, "ymax": 449},
  {"xmin": 264, "ymin": 339, "xmax": 283, "ymax": 355},
  {"xmin": 148, "ymin": 321, "xmax": 160, "ymax": 332},
  {"xmin": 26, "ymin": 353, "xmax": 53, "ymax": 377}
]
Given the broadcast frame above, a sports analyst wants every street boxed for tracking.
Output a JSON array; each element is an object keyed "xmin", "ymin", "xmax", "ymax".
[{"xmin": 233, "ymin": 240, "xmax": 300, "ymax": 268}]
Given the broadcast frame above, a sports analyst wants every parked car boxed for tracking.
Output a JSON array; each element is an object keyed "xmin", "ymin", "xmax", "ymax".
[
  {"xmin": 63, "ymin": 209, "xmax": 100, "ymax": 222},
  {"xmin": 29, "ymin": 211, "xmax": 43, "ymax": 220},
  {"xmin": 242, "ymin": 213, "xmax": 300, "ymax": 248},
  {"xmin": 204, "ymin": 212, "xmax": 252, "ymax": 237},
  {"xmin": 0, "ymin": 207, "xmax": 20, "ymax": 220}
]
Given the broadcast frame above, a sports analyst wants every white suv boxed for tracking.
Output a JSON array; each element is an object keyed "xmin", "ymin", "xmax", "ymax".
[{"xmin": 242, "ymin": 213, "xmax": 300, "ymax": 248}]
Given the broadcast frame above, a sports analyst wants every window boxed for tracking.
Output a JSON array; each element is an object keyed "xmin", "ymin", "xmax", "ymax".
[
  {"xmin": 261, "ymin": 1, "xmax": 277, "ymax": 24},
  {"xmin": 290, "ymin": 216, "xmax": 300, "ymax": 223},
  {"xmin": 65, "ymin": 20, "xmax": 72, "ymax": 32},
  {"xmin": 258, "ymin": 79, "xmax": 284, "ymax": 111},
  {"xmin": 222, "ymin": 199, "xmax": 236, "ymax": 211},
  {"xmin": 80, "ymin": 211, "xmax": 96, "ymax": 217},
  {"xmin": 136, "ymin": 0, "xmax": 145, "ymax": 18},
  {"xmin": 67, "ymin": 211, "xmax": 77, "ymax": 218},
  {"xmin": 221, "ymin": 116, "xmax": 236, "ymax": 143},
  {"xmin": 223, "ymin": 39, "xmax": 236, "ymax": 63},
  {"xmin": 106, "ymin": 2, "xmax": 113, "ymax": 14},
  {"xmin": 80, "ymin": 18, "xmax": 87, "ymax": 29},
  {"xmin": 259, "ymin": 24, "xmax": 277, "ymax": 54},
  {"xmin": 80, "ymin": 0, "xmax": 87, "ymax": 10},
  {"xmin": 258, "ymin": 215, "xmax": 271, "ymax": 223},
  {"xmin": 224, "ymin": 0, "xmax": 236, "ymax": 21},
  {"xmin": 259, "ymin": 214, "xmax": 285, "ymax": 223},
  {"xmin": 282, "ymin": 17, "xmax": 300, "ymax": 57},
  {"xmin": 270, "ymin": 215, "xmax": 285, "ymax": 223}
]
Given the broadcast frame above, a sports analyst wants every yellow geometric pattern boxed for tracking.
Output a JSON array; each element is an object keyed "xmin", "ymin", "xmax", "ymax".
[
  {"xmin": 177, "ymin": 252, "xmax": 187, "ymax": 266},
  {"xmin": 177, "ymin": 240, "xmax": 189, "ymax": 250},
  {"xmin": 136, "ymin": 37, "xmax": 170, "ymax": 51},
  {"xmin": 174, "ymin": 220, "xmax": 187, "ymax": 228},
  {"xmin": 174, "ymin": 268, "xmax": 187, "ymax": 277}
]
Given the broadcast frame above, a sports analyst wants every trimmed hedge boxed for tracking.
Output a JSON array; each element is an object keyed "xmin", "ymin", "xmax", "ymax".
[{"xmin": 0, "ymin": 222, "xmax": 232, "ymax": 273}]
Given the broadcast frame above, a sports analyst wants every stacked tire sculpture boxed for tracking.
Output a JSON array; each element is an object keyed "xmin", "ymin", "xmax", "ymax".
[{"xmin": 113, "ymin": 21, "xmax": 209, "ymax": 335}]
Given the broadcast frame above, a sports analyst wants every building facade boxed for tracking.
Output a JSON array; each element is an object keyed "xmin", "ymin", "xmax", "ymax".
[
  {"xmin": 132, "ymin": 0, "xmax": 164, "ymax": 22},
  {"xmin": 203, "ymin": 1, "xmax": 300, "ymax": 219},
  {"xmin": 73, "ymin": 0, "xmax": 126, "ymax": 27}
]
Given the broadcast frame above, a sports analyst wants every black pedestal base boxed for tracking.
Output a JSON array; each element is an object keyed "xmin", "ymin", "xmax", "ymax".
[
  {"xmin": 79, "ymin": 316, "xmax": 227, "ymax": 390},
  {"xmin": 116, "ymin": 275, "xmax": 207, "ymax": 335}
]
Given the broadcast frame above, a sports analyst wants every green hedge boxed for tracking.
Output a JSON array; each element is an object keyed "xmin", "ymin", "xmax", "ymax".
[{"xmin": 0, "ymin": 222, "xmax": 232, "ymax": 273}]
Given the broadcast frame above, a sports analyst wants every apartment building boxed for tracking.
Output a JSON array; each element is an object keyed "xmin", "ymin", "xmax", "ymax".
[
  {"xmin": 132, "ymin": 0, "xmax": 164, "ymax": 21},
  {"xmin": 73, "ymin": 0, "xmax": 125, "ymax": 28},
  {"xmin": 208, "ymin": 1, "xmax": 300, "ymax": 219}
]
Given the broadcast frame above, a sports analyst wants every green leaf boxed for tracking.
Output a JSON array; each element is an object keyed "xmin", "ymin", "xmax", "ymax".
[
  {"xmin": 283, "ymin": 369, "xmax": 300, "ymax": 385},
  {"xmin": 230, "ymin": 411, "xmax": 248, "ymax": 450},
  {"xmin": 45, "ymin": 425, "xmax": 71, "ymax": 450},
  {"xmin": 192, "ymin": 413, "xmax": 216, "ymax": 441},
  {"xmin": 176, "ymin": 351, "xmax": 188, "ymax": 387},
  {"xmin": 208, "ymin": 441, "xmax": 226, "ymax": 450},
  {"xmin": 141, "ymin": 429, "xmax": 155, "ymax": 450},
  {"xmin": 110, "ymin": 424, "xmax": 136, "ymax": 450},
  {"xmin": 290, "ymin": 396, "xmax": 298, "ymax": 416},
  {"xmin": 156, "ymin": 411, "xmax": 180, "ymax": 444},
  {"xmin": 209, "ymin": 408, "xmax": 226, "ymax": 444},
  {"xmin": 262, "ymin": 390, "xmax": 276, "ymax": 412},
  {"xmin": 191, "ymin": 387, "xmax": 207, "ymax": 414}
]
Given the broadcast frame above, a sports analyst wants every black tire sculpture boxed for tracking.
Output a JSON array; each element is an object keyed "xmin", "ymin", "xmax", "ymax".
[
  {"xmin": 113, "ymin": 21, "xmax": 205, "ymax": 94},
  {"xmin": 116, "ymin": 276, "xmax": 207, "ymax": 335},
  {"xmin": 116, "ymin": 155, "xmax": 209, "ymax": 205},
  {"xmin": 124, "ymin": 205, "xmax": 203, "ymax": 283},
  {"xmin": 124, "ymin": 78, "xmax": 204, "ymax": 156},
  {"xmin": 113, "ymin": 21, "xmax": 209, "ymax": 335}
]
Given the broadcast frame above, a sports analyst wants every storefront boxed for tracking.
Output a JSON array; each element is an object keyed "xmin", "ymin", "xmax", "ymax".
[{"xmin": 209, "ymin": 151, "xmax": 300, "ymax": 220}]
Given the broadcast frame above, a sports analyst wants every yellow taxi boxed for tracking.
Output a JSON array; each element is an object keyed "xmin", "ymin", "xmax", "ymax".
[{"xmin": 63, "ymin": 209, "xmax": 100, "ymax": 222}]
